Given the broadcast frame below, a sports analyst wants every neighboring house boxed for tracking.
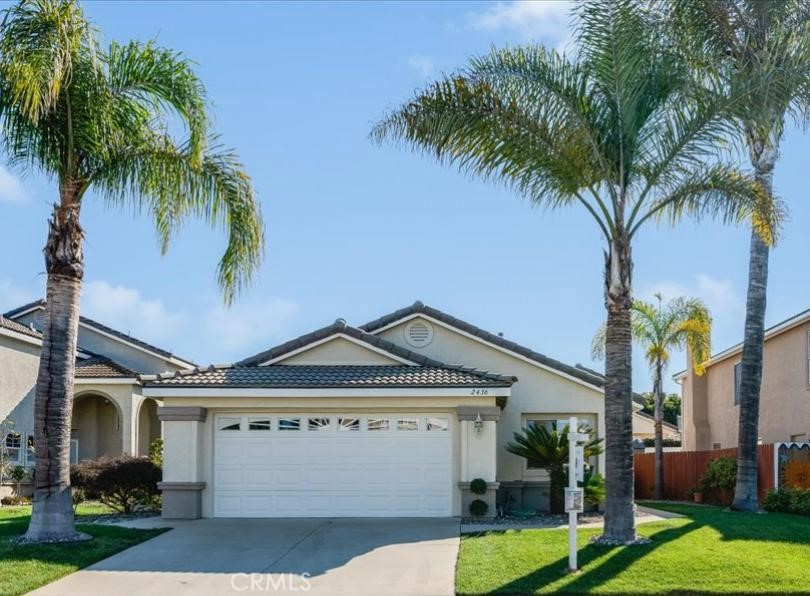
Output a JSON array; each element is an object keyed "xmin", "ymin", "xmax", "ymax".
[
  {"xmin": 631, "ymin": 408, "xmax": 681, "ymax": 442},
  {"xmin": 676, "ymin": 306, "xmax": 810, "ymax": 451},
  {"xmin": 0, "ymin": 300, "xmax": 194, "ymax": 493},
  {"xmin": 145, "ymin": 301, "xmax": 607, "ymax": 519}
]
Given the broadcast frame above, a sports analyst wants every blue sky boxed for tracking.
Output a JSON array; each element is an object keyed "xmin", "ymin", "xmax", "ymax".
[{"xmin": 1, "ymin": 1, "xmax": 808, "ymax": 392}]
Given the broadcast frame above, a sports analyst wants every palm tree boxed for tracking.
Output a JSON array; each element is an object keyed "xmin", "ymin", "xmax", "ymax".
[
  {"xmin": 0, "ymin": 0, "xmax": 264, "ymax": 542},
  {"xmin": 667, "ymin": 0, "xmax": 810, "ymax": 513},
  {"xmin": 372, "ymin": 0, "xmax": 779, "ymax": 543},
  {"xmin": 506, "ymin": 422, "xmax": 603, "ymax": 514},
  {"xmin": 593, "ymin": 294, "xmax": 711, "ymax": 499}
]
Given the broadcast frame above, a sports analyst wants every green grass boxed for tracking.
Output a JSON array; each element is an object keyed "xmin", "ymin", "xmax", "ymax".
[
  {"xmin": 0, "ymin": 503, "xmax": 165, "ymax": 596},
  {"xmin": 456, "ymin": 503, "xmax": 810, "ymax": 594}
]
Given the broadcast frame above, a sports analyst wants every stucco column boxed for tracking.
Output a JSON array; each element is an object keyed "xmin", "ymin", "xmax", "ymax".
[
  {"xmin": 457, "ymin": 406, "xmax": 499, "ymax": 519},
  {"xmin": 157, "ymin": 406, "xmax": 207, "ymax": 519}
]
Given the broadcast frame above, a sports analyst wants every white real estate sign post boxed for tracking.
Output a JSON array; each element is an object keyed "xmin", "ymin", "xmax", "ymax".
[{"xmin": 565, "ymin": 416, "xmax": 587, "ymax": 572}]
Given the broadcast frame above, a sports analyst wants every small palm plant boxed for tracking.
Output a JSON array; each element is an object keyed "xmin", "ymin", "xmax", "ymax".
[
  {"xmin": 506, "ymin": 423, "xmax": 603, "ymax": 514},
  {"xmin": 593, "ymin": 294, "xmax": 711, "ymax": 499}
]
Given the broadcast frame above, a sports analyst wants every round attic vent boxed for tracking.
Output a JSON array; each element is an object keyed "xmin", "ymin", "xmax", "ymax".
[{"xmin": 405, "ymin": 319, "xmax": 433, "ymax": 347}]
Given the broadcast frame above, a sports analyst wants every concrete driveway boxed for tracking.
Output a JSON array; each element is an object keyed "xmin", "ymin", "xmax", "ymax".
[{"xmin": 31, "ymin": 517, "xmax": 460, "ymax": 596}]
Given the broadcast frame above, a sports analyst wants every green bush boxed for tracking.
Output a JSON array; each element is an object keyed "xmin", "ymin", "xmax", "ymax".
[
  {"xmin": 1, "ymin": 495, "xmax": 30, "ymax": 506},
  {"xmin": 149, "ymin": 437, "xmax": 164, "ymax": 469},
  {"xmin": 583, "ymin": 470, "xmax": 605, "ymax": 507},
  {"xmin": 71, "ymin": 455, "xmax": 161, "ymax": 514},
  {"xmin": 700, "ymin": 456, "xmax": 737, "ymax": 493},
  {"xmin": 763, "ymin": 487, "xmax": 810, "ymax": 515},
  {"xmin": 469, "ymin": 478, "xmax": 487, "ymax": 495},
  {"xmin": 469, "ymin": 498, "xmax": 489, "ymax": 517},
  {"xmin": 642, "ymin": 438, "xmax": 682, "ymax": 448}
]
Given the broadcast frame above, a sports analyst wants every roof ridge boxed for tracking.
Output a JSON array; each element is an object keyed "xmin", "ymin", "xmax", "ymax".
[
  {"xmin": 360, "ymin": 301, "xmax": 604, "ymax": 388},
  {"xmin": 233, "ymin": 318, "xmax": 518, "ymax": 383},
  {"xmin": 4, "ymin": 299, "xmax": 196, "ymax": 367}
]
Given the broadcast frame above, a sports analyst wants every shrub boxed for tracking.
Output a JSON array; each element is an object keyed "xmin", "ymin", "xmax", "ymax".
[
  {"xmin": 700, "ymin": 456, "xmax": 737, "ymax": 493},
  {"xmin": 469, "ymin": 498, "xmax": 489, "ymax": 517},
  {"xmin": 583, "ymin": 470, "xmax": 605, "ymax": 507},
  {"xmin": 642, "ymin": 438, "xmax": 682, "ymax": 448},
  {"xmin": 1, "ymin": 495, "xmax": 30, "ymax": 506},
  {"xmin": 469, "ymin": 478, "xmax": 487, "ymax": 495},
  {"xmin": 763, "ymin": 487, "xmax": 810, "ymax": 515},
  {"xmin": 71, "ymin": 455, "xmax": 161, "ymax": 514},
  {"xmin": 149, "ymin": 437, "xmax": 164, "ymax": 469}
]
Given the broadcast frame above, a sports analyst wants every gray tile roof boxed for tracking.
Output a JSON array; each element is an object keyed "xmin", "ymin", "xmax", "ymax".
[
  {"xmin": 4, "ymin": 300, "xmax": 195, "ymax": 367},
  {"xmin": 75, "ymin": 355, "xmax": 138, "ymax": 379},
  {"xmin": 0, "ymin": 315, "xmax": 41, "ymax": 340},
  {"xmin": 361, "ymin": 301, "xmax": 606, "ymax": 388},
  {"xmin": 144, "ymin": 364, "xmax": 514, "ymax": 388}
]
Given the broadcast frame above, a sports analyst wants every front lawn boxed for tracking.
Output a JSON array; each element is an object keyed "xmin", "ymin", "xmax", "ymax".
[
  {"xmin": 0, "ymin": 503, "xmax": 165, "ymax": 596},
  {"xmin": 457, "ymin": 503, "xmax": 810, "ymax": 594}
]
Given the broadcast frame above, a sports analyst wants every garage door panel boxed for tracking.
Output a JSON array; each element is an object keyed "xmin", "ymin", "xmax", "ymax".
[{"xmin": 214, "ymin": 413, "xmax": 453, "ymax": 517}]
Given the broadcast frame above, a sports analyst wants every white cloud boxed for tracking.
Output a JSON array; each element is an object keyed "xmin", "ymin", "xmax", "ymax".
[
  {"xmin": 82, "ymin": 280, "xmax": 185, "ymax": 343},
  {"xmin": 0, "ymin": 166, "xmax": 25, "ymax": 203},
  {"xmin": 204, "ymin": 299, "xmax": 300, "ymax": 360},
  {"xmin": 467, "ymin": 1, "xmax": 574, "ymax": 45},
  {"xmin": 640, "ymin": 274, "xmax": 744, "ymax": 320},
  {"xmin": 407, "ymin": 54, "xmax": 435, "ymax": 78}
]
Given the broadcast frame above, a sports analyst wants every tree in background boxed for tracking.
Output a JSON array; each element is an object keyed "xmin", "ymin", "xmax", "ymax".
[
  {"xmin": 0, "ymin": 0, "xmax": 264, "ymax": 542},
  {"xmin": 594, "ymin": 295, "xmax": 711, "ymax": 499},
  {"xmin": 640, "ymin": 392, "xmax": 681, "ymax": 427},
  {"xmin": 668, "ymin": 0, "xmax": 810, "ymax": 512},
  {"xmin": 373, "ymin": 0, "xmax": 777, "ymax": 543}
]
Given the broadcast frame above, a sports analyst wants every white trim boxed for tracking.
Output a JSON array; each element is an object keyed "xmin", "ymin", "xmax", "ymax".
[
  {"xmin": 7, "ymin": 304, "xmax": 194, "ymax": 369},
  {"xmin": 74, "ymin": 377, "xmax": 139, "ymax": 385},
  {"xmin": 368, "ymin": 313, "xmax": 605, "ymax": 393},
  {"xmin": 0, "ymin": 326, "xmax": 41, "ymax": 347},
  {"xmin": 143, "ymin": 386, "xmax": 511, "ymax": 398},
  {"xmin": 258, "ymin": 333, "xmax": 418, "ymax": 367}
]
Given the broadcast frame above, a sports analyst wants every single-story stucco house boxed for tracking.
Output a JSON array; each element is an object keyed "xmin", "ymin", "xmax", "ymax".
[
  {"xmin": 141, "ymin": 301, "xmax": 608, "ymax": 519},
  {"xmin": 2, "ymin": 298, "xmax": 678, "ymax": 517},
  {"xmin": 0, "ymin": 300, "xmax": 194, "ymax": 496}
]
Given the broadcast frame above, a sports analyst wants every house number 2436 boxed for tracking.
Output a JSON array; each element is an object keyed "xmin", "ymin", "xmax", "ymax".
[{"xmin": 470, "ymin": 389, "xmax": 489, "ymax": 396}]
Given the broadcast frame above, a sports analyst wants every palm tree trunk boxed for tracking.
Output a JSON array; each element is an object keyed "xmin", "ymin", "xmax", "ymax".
[
  {"xmin": 653, "ymin": 359, "xmax": 664, "ymax": 500},
  {"xmin": 600, "ymin": 232, "xmax": 637, "ymax": 543},
  {"xmin": 23, "ymin": 202, "xmax": 87, "ymax": 543},
  {"xmin": 731, "ymin": 136, "xmax": 775, "ymax": 513}
]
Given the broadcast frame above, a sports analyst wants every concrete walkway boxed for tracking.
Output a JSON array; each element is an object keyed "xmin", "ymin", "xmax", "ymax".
[
  {"xmin": 461, "ymin": 505, "xmax": 683, "ymax": 533},
  {"xmin": 31, "ymin": 518, "xmax": 460, "ymax": 596}
]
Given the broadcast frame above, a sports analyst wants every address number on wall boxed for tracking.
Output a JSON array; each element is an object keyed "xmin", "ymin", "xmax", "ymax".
[{"xmin": 470, "ymin": 389, "xmax": 489, "ymax": 396}]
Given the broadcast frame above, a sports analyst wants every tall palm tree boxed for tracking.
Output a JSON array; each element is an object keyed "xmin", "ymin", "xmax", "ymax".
[
  {"xmin": 593, "ymin": 294, "xmax": 711, "ymax": 499},
  {"xmin": 372, "ymin": 0, "xmax": 779, "ymax": 543},
  {"xmin": 667, "ymin": 0, "xmax": 810, "ymax": 512},
  {"xmin": 0, "ymin": 0, "xmax": 264, "ymax": 542}
]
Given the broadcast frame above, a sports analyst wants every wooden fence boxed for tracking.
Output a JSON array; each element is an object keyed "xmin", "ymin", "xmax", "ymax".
[{"xmin": 634, "ymin": 444, "xmax": 775, "ymax": 502}]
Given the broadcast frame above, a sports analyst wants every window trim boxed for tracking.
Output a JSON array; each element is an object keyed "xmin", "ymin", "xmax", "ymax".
[
  {"xmin": 733, "ymin": 361, "xmax": 742, "ymax": 406},
  {"xmin": 3, "ymin": 432, "xmax": 22, "ymax": 464}
]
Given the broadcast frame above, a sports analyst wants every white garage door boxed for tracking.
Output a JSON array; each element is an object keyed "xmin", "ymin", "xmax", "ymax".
[{"xmin": 213, "ymin": 413, "xmax": 453, "ymax": 517}]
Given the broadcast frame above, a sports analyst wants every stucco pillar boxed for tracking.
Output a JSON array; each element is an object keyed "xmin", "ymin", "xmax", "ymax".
[
  {"xmin": 157, "ymin": 406, "xmax": 207, "ymax": 519},
  {"xmin": 682, "ymin": 354, "xmax": 710, "ymax": 450},
  {"xmin": 457, "ymin": 406, "xmax": 499, "ymax": 519}
]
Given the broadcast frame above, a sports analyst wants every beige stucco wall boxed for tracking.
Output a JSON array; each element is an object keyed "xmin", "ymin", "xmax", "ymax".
[
  {"xmin": 0, "ymin": 335, "xmax": 39, "ymax": 441},
  {"xmin": 377, "ymin": 317, "xmax": 606, "ymax": 480},
  {"xmin": 282, "ymin": 337, "xmax": 403, "ymax": 365},
  {"xmin": 682, "ymin": 320, "xmax": 810, "ymax": 449},
  {"xmin": 632, "ymin": 411, "xmax": 680, "ymax": 441}
]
